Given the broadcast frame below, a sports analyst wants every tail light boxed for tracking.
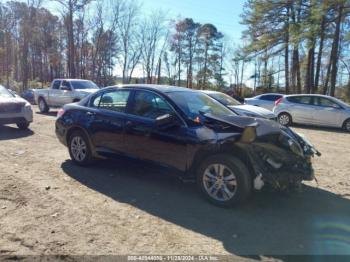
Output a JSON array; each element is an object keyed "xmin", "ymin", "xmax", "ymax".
[
  {"xmin": 275, "ymin": 97, "xmax": 283, "ymax": 107},
  {"xmin": 57, "ymin": 108, "xmax": 65, "ymax": 118}
]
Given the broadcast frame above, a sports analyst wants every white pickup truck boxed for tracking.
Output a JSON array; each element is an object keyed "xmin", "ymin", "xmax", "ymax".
[{"xmin": 34, "ymin": 79, "xmax": 100, "ymax": 113}]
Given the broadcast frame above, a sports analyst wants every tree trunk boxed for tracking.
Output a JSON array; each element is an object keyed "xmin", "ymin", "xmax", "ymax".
[
  {"xmin": 284, "ymin": 6, "xmax": 290, "ymax": 94},
  {"xmin": 314, "ymin": 16, "xmax": 325, "ymax": 93},
  {"xmin": 305, "ymin": 44, "xmax": 315, "ymax": 93},
  {"xmin": 329, "ymin": 4, "xmax": 343, "ymax": 97},
  {"xmin": 203, "ymin": 41, "xmax": 209, "ymax": 89}
]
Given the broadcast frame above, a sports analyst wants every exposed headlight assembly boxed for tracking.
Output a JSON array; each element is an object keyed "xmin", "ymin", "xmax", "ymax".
[
  {"xmin": 279, "ymin": 131, "xmax": 304, "ymax": 157},
  {"xmin": 240, "ymin": 126, "xmax": 257, "ymax": 143}
]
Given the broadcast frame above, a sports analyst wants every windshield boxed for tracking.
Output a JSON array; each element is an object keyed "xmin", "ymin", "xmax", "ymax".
[
  {"xmin": 209, "ymin": 92, "xmax": 241, "ymax": 106},
  {"xmin": 168, "ymin": 91, "xmax": 236, "ymax": 120},
  {"xmin": 71, "ymin": 81, "xmax": 99, "ymax": 90},
  {"xmin": 0, "ymin": 85, "xmax": 14, "ymax": 98}
]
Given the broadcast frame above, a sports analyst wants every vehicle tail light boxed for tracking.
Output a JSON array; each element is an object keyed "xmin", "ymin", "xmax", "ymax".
[
  {"xmin": 275, "ymin": 97, "xmax": 283, "ymax": 107},
  {"xmin": 57, "ymin": 108, "xmax": 65, "ymax": 118}
]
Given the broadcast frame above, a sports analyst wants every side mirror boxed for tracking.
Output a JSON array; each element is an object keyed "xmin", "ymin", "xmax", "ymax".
[{"xmin": 155, "ymin": 114, "xmax": 179, "ymax": 129}]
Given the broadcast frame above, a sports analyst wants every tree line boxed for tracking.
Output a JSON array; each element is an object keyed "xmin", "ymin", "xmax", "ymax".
[
  {"xmin": 0, "ymin": 0, "xmax": 349, "ymax": 99},
  {"xmin": 241, "ymin": 0, "xmax": 350, "ymax": 98}
]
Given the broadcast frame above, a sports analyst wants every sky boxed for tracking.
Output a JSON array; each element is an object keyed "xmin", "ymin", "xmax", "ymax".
[
  {"xmin": 40, "ymin": 0, "xmax": 250, "ymax": 85},
  {"xmin": 141, "ymin": 0, "xmax": 246, "ymax": 42}
]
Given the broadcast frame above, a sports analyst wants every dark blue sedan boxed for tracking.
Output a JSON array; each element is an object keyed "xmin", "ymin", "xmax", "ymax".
[{"xmin": 55, "ymin": 85, "xmax": 319, "ymax": 206}]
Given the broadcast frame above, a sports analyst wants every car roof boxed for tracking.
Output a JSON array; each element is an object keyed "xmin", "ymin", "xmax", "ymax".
[
  {"xmin": 201, "ymin": 90, "xmax": 222, "ymax": 94},
  {"xmin": 257, "ymin": 93, "xmax": 283, "ymax": 96},
  {"xmin": 283, "ymin": 94, "xmax": 337, "ymax": 99},
  {"xmin": 53, "ymin": 79, "xmax": 92, "ymax": 82},
  {"xmin": 107, "ymin": 84, "xmax": 199, "ymax": 94}
]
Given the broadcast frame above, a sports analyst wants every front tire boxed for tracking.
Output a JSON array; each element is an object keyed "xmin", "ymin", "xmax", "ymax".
[
  {"xmin": 278, "ymin": 112, "xmax": 292, "ymax": 126},
  {"xmin": 17, "ymin": 122, "xmax": 30, "ymax": 130},
  {"xmin": 196, "ymin": 155, "xmax": 252, "ymax": 207},
  {"xmin": 38, "ymin": 98, "xmax": 49, "ymax": 113},
  {"xmin": 68, "ymin": 130, "xmax": 94, "ymax": 166}
]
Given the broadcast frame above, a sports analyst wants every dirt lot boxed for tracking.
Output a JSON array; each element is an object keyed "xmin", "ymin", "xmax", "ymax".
[{"xmin": 1, "ymin": 107, "xmax": 350, "ymax": 260}]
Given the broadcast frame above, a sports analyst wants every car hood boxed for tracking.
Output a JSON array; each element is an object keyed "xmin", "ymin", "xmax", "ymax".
[
  {"xmin": 228, "ymin": 104, "xmax": 275, "ymax": 118},
  {"xmin": 203, "ymin": 113, "xmax": 281, "ymax": 137},
  {"xmin": 0, "ymin": 96, "xmax": 28, "ymax": 105}
]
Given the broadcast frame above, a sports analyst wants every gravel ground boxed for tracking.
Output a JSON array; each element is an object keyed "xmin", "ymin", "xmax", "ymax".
[{"xmin": 0, "ymin": 107, "xmax": 350, "ymax": 261}]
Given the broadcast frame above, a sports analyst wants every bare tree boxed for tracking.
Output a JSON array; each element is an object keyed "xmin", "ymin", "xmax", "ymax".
[{"xmin": 139, "ymin": 10, "xmax": 167, "ymax": 84}]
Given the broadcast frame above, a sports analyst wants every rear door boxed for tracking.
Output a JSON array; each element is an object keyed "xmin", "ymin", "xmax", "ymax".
[
  {"xmin": 286, "ymin": 96, "xmax": 316, "ymax": 124},
  {"xmin": 123, "ymin": 90, "xmax": 189, "ymax": 171},
  {"xmin": 87, "ymin": 89, "xmax": 131, "ymax": 155}
]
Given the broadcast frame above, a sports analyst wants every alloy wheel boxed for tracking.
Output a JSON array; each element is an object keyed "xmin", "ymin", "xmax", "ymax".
[
  {"xmin": 279, "ymin": 114, "xmax": 290, "ymax": 126},
  {"xmin": 203, "ymin": 164, "xmax": 237, "ymax": 201},
  {"xmin": 70, "ymin": 136, "xmax": 87, "ymax": 162}
]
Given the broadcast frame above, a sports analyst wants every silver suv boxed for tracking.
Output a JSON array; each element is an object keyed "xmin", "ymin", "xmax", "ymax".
[{"xmin": 273, "ymin": 94, "xmax": 350, "ymax": 132}]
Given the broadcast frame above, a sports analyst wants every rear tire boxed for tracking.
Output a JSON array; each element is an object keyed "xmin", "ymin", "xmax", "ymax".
[
  {"xmin": 196, "ymin": 154, "xmax": 252, "ymax": 207},
  {"xmin": 68, "ymin": 130, "xmax": 94, "ymax": 166},
  {"xmin": 278, "ymin": 112, "xmax": 292, "ymax": 126},
  {"xmin": 17, "ymin": 122, "xmax": 30, "ymax": 130},
  {"xmin": 343, "ymin": 119, "xmax": 350, "ymax": 133},
  {"xmin": 38, "ymin": 98, "xmax": 49, "ymax": 113}
]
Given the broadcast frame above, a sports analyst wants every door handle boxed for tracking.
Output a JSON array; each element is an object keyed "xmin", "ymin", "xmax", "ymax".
[
  {"xmin": 86, "ymin": 111, "xmax": 96, "ymax": 116},
  {"xmin": 125, "ymin": 121, "xmax": 134, "ymax": 128}
]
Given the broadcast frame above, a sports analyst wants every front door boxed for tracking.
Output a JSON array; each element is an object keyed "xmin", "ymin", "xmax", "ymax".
[
  {"xmin": 123, "ymin": 90, "xmax": 189, "ymax": 171},
  {"xmin": 312, "ymin": 97, "xmax": 343, "ymax": 127}
]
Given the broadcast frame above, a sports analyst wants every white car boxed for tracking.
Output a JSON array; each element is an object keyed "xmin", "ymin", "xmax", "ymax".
[
  {"xmin": 244, "ymin": 93, "xmax": 284, "ymax": 110},
  {"xmin": 202, "ymin": 90, "xmax": 276, "ymax": 120},
  {"xmin": 0, "ymin": 85, "xmax": 33, "ymax": 129},
  {"xmin": 273, "ymin": 94, "xmax": 350, "ymax": 132}
]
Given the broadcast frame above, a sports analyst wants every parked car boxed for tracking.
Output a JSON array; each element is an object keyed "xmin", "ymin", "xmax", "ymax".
[
  {"xmin": 34, "ymin": 79, "xmax": 99, "ymax": 113},
  {"xmin": 21, "ymin": 89, "xmax": 36, "ymax": 104},
  {"xmin": 202, "ymin": 90, "xmax": 276, "ymax": 121},
  {"xmin": 274, "ymin": 94, "xmax": 350, "ymax": 132},
  {"xmin": 0, "ymin": 85, "xmax": 33, "ymax": 129},
  {"xmin": 245, "ymin": 93, "xmax": 284, "ymax": 110},
  {"xmin": 56, "ymin": 85, "xmax": 320, "ymax": 207}
]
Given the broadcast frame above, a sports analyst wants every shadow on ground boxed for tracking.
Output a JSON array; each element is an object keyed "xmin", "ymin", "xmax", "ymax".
[
  {"xmin": 291, "ymin": 123, "xmax": 348, "ymax": 134},
  {"xmin": 35, "ymin": 111, "xmax": 58, "ymax": 117},
  {"xmin": 0, "ymin": 125, "xmax": 34, "ymax": 140},
  {"xmin": 61, "ymin": 158, "xmax": 350, "ymax": 259}
]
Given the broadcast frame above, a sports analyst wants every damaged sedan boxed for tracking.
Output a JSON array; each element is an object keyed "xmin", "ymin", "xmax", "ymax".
[{"xmin": 55, "ymin": 85, "xmax": 320, "ymax": 206}]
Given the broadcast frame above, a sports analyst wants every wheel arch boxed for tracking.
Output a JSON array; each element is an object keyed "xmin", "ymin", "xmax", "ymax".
[
  {"xmin": 278, "ymin": 111, "xmax": 293, "ymax": 122},
  {"xmin": 342, "ymin": 118, "xmax": 350, "ymax": 129},
  {"xmin": 65, "ymin": 125, "xmax": 96, "ymax": 155},
  {"xmin": 188, "ymin": 143, "xmax": 256, "ymax": 181}
]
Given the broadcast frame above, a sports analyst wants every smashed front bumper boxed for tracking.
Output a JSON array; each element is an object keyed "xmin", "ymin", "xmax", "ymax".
[{"xmin": 239, "ymin": 127, "xmax": 320, "ymax": 190}]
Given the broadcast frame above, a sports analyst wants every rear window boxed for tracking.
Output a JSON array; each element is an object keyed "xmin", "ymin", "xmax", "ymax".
[
  {"xmin": 259, "ymin": 95, "xmax": 282, "ymax": 101},
  {"xmin": 0, "ymin": 86, "xmax": 14, "ymax": 98}
]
